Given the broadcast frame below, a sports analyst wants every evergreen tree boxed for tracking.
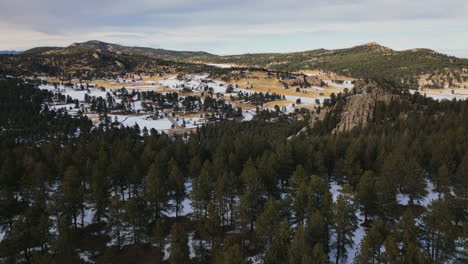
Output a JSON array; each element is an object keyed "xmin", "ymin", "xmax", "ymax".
[
  {"xmin": 215, "ymin": 238, "xmax": 246, "ymax": 264},
  {"xmin": 400, "ymin": 158, "xmax": 427, "ymax": 206},
  {"xmin": 434, "ymin": 164, "xmax": 451, "ymax": 196},
  {"xmin": 383, "ymin": 234, "xmax": 400, "ymax": 264},
  {"xmin": 124, "ymin": 196, "xmax": 147, "ymax": 244},
  {"xmin": 422, "ymin": 199, "xmax": 457, "ymax": 262},
  {"xmin": 168, "ymin": 159, "xmax": 186, "ymax": 217},
  {"xmin": 355, "ymin": 220, "xmax": 386, "ymax": 264},
  {"xmin": 145, "ymin": 162, "xmax": 169, "ymax": 219},
  {"xmin": 288, "ymin": 225, "xmax": 312, "ymax": 264},
  {"xmin": 375, "ymin": 174, "xmax": 398, "ymax": 219},
  {"xmin": 255, "ymin": 198, "xmax": 282, "ymax": 249},
  {"xmin": 108, "ymin": 196, "xmax": 125, "ymax": 249},
  {"xmin": 311, "ymin": 243, "xmax": 329, "ymax": 264},
  {"xmin": 332, "ymin": 194, "xmax": 358, "ymax": 264},
  {"xmin": 52, "ymin": 214, "xmax": 76, "ymax": 263},
  {"xmin": 61, "ymin": 166, "xmax": 84, "ymax": 229},
  {"xmin": 168, "ymin": 223, "xmax": 190, "ymax": 264},
  {"xmin": 264, "ymin": 220, "xmax": 291, "ymax": 264},
  {"xmin": 152, "ymin": 219, "xmax": 166, "ymax": 263},
  {"xmin": 356, "ymin": 170, "xmax": 377, "ymax": 222},
  {"xmin": 191, "ymin": 163, "xmax": 213, "ymax": 219}
]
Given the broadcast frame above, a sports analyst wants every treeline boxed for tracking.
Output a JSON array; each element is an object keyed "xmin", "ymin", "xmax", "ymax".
[
  {"xmin": 200, "ymin": 46, "xmax": 468, "ymax": 87},
  {"xmin": 230, "ymin": 92, "xmax": 285, "ymax": 105},
  {"xmin": 0, "ymin": 78, "xmax": 466, "ymax": 263}
]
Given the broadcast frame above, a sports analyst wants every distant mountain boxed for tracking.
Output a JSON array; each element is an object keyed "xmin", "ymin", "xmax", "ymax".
[
  {"xmin": 22, "ymin": 40, "xmax": 215, "ymax": 59},
  {"xmin": 198, "ymin": 42, "xmax": 468, "ymax": 86},
  {"xmin": 0, "ymin": 41, "xmax": 216, "ymax": 79},
  {"xmin": 0, "ymin": 50, "xmax": 22, "ymax": 55}
]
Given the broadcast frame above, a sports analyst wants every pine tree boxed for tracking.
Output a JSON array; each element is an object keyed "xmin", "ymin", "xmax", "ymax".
[
  {"xmin": 215, "ymin": 238, "xmax": 246, "ymax": 264},
  {"xmin": 168, "ymin": 159, "xmax": 185, "ymax": 217},
  {"xmin": 108, "ymin": 196, "xmax": 125, "ymax": 249},
  {"xmin": 125, "ymin": 196, "xmax": 147, "ymax": 244},
  {"xmin": 168, "ymin": 223, "xmax": 190, "ymax": 264},
  {"xmin": 288, "ymin": 225, "xmax": 312, "ymax": 264},
  {"xmin": 91, "ymin": 162, "xmax": 109, "ymax": 224},
  {"xmin": 400, "ymin": 158, "xmax": 427, "ymax": 206},
  {"xmin": 238, "ymin": 188, "xmax": 259, "ymax": 232},
  {"xmin": 422, "ymin": 199, "xmax": 457, "ymax": 262},
  {"xmin": 332, "ymin": 194, "xmax": 358, "ymax": 264},
  {"xmin": 342, "ymin": 139, "xmax": 363, "ymax": 185},
  {"xmin": 399, "ymin": 209, "xmax": 428, "ymax": 263},
  {"xmin": 311, "ymin": 243, "xmax": 329, "ymax": 264},
  {"xmin": 306, "ymin": 210, "xmax": 327, "ymax": 247},
  {"xmin": 355, "ymin": 220, "xmax": 385, "ymax": 263},
  {"xmin": 199, "ymin": 202, "xmax": 222, "ymax": 249},
  {"xmin": 191, "ymin": 164, "xmax": 213, "ymax": 220},
  {"xmin": 375, "ymin": 174, "xmax": 398, "ymax": 219},
  {"xmin": 152, "ymin": 219, "xmax": 166, "ymax": 263},
  {"xmin": 52, "ymin": 214, "xmax": 76, "ymax": 263},
  {"xmin": 383, "ymin": 234, "xmax": 399, "ymax": 264},
  {"xmin": 61, "ymin": 166, "xmax": 84, "ymax": 229},
  {"xmin": 255, "ymin": 198, "xmax": 282, "ymax": 249},
  {"xmin": 434, "ymin": 164, "xmax": 451, "ymax": 196},
  {"xmin": 455, "ymin": 154, "xmax": 468, "ymax": 194},
  {"xmin": 289, "ymin": 165, "xmax": 309, "ymax": 224},
  {"xmin": 264, "ymin": 220, "xmax": 290, "ymax": 264},
  {"xmin": 356, "ymin": 170, "xmax": 377, "ymax": 222},
  {"xmin": 145, "ymin": 162, "xmax": 169, "ymax": 219}
]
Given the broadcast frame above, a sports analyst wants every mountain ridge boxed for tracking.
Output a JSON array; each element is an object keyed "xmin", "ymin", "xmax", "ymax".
[{"xmin": 21, "ymin": 40, "xmax": 215, "ymax": 59}]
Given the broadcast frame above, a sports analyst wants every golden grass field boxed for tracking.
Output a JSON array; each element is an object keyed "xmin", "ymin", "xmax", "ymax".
[
  {"xmin": 224, "ymin": 71, "xmax": 345, "ymax": 98},
  {"xmin": 298, "ymin": 70, "xmax": 356, "ymax": 81}
]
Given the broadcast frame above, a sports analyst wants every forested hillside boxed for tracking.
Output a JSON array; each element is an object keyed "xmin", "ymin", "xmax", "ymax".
[
  {"xmin": 199, "ymin": 43, "xmax": 468, "ymax": 87},
  {"xmin": 0, "ymin": 78, "xmax": 466, "ymax": 263},
  {"xmin": 22, "ymin": 41, "xmax": 215, "ymax": 59}
]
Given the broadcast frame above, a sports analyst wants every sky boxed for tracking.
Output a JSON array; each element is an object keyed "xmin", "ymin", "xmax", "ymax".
[{"xmin": 0, "ymin": 0, "xmax": 467, "ymax": 57}]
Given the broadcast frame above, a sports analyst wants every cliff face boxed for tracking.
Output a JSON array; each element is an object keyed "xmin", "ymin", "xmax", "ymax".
[
  {"xmin": 312, "ymin": 81, "xmax": 401, "ymax": 133},
  {"xmin": 330, "ymin": 93, "xmax": 399, "ymax": 133}
]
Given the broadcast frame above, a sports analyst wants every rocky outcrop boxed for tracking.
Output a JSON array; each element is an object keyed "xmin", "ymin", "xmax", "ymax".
[
  {"xmin": 310, "ymin": 81, "xmax": 402, "ymax": 133},
  {"xmin": 281, "ymin": 75, "xmax": 324, "ymax": 87},
  {"xmin": 330, "ymin": 93, "xmax": 399, "ymax": 133}
]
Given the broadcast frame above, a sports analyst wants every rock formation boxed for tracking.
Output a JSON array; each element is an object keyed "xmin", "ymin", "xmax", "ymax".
[{"xmin": 281, "ymin": 75, "xmax": 325, "ymax": 87}]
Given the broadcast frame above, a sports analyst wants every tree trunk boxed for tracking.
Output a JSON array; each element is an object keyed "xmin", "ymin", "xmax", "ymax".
[{"xmin": 81, "ymin": 206, "xmax": 85, "ymax": 228}]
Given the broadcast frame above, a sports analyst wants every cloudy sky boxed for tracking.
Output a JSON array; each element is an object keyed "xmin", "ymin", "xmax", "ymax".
[{"xmin": 1, "ymin": 0, "xmax": 467, "ymax": 57}]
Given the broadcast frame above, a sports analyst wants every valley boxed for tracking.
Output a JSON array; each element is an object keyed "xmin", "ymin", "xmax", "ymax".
[{"xmin": 0, "ymin": 40, "xmax": 467, "ymax": 264}]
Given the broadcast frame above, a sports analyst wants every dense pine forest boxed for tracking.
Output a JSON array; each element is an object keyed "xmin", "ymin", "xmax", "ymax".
[{"xmin": 0, "ymin": 78, "xmax": 467, "ymax": 264}]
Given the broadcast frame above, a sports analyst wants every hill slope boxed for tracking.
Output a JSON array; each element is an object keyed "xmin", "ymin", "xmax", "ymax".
[
  {"xmin": 22, "ymin": 40, "xmax": 215, "ymax": 59},
  {"xmin": 198, "ymin": 42, "xmax": 468, "ymax": 86}
]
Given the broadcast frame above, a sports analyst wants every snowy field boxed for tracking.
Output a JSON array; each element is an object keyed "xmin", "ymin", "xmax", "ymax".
[
  {"xmin": 38, "ymin": 82, "xmax": 207, "ymax": 133},
  {"xmin": 38, "ymin": 74, "xmax": 335, "ymax": 133},
  {"xmin": 410, "ymin": 88, "xmax": 468, "ymax": 101}
]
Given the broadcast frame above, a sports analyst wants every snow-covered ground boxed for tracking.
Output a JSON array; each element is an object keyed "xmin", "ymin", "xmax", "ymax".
[
  {"xmin": 40, "ymin": 84, "xmax": 109, "ymax": 102},
  {"xmin": 109, "ymin": 114, "xmax": 174, "ymax": 132},
  {"xmin": 38, "ymin": 83, "xmax": 209, "ymax": 133},
  {"xmin": 329, "ymin": 179, "xmax": 446, "ymax": 264},
  {"xmin": 410, "ymin": 89, "xmax": 468, "ymax": 101},
  {"xmin": 38, "ymin": 74, "xmax": 336, "ymax": 133},
  {"xmin": 396, "ymin": 180, "xmax": 441, "ymax": 207},
  {"xmin": 205, "ymin": 63, "xmax": 237, "ymax": 68}
]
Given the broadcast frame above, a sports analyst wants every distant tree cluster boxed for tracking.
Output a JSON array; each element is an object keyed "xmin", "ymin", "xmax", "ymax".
[{"xmin": 230, "ymin": 91, "xmax": 285, "ymax": 105}]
